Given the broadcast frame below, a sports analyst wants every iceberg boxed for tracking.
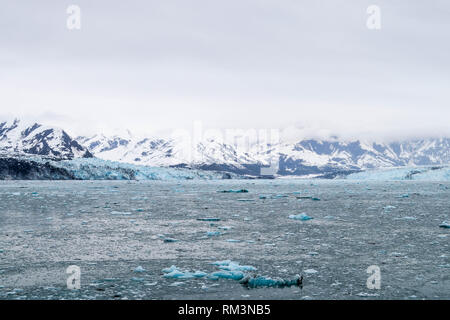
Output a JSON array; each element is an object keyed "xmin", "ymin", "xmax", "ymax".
[
  {"xmin": 289, "ymin": 213, "xmax": 313, "ymax": 221},
  {"xmin": 211, "ymin": 260, "xmax": 232, "ymax": 266},
  {"xmin": 383, "ymin": 205, "xmax": 396, "ymax": 213},
  {"xmin": 217, "ymin": 189, "xmax": 249, "ymax": 193},
  {"xmin": 197, "ymin": 218, "xmax": 221, "ymax": 222},
  {"xmin": 303, "ymin": 268, "xmax": 318, "ymax": 274},
  {"xmin": 213, "ymin": 261, "xmax": 257, "ymax": 272},
  {"xmin": 209, "ymin": 271, "xmax": 245, "ymax": 281},
  {"xmin": 133, "ymin": 266, "xmax": 146, "ymax": 273},
  {"xmin": 239, "ymin": 274, "xmax": 302, "ymax": 288},
  {"xmin": 111, "ymin": 211, "xmax": 133, "ymax": 215},
  {"xmin": 162, "ymin": 265, "xmax": 207, "ymax": 280},
  {"xmin": 439, "ymin": 222, "xmax": 450, "ymax": 229}
]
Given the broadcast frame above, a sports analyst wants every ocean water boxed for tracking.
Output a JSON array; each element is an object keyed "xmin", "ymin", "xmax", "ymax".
[{"xmin": 0, "ymin": 180, "xmax": 448, "ymax": 300}]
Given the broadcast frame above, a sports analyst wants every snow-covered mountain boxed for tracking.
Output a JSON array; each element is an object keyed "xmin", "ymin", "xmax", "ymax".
[
  {"xmin": 0, "ymin": 119, "xmax": 92, "ymax": 159},
  {"xmin": 77, "ymin": 133, "xmax": 450, "ymax": 177},
  {"xmin": 2, "ymin": 118, "xmax": 449, "ymax": 177},
  {"xmin": 277, "ymin": 139, "xmax": 450, "ymax": 176}
]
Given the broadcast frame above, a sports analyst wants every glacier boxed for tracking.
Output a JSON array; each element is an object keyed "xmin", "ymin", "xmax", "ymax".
[
  {"xmin": 346, "ymin": 166, "xmax": 450, "ymax": 181},
  {"xmin": 0, "ymin": 156, "xmax": 240, "ymax": 180}
]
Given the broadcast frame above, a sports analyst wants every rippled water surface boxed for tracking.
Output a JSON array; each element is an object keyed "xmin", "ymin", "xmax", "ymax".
[{"xmin": 0, "ymin": 180, "xmax": 449, "ymax": 299}]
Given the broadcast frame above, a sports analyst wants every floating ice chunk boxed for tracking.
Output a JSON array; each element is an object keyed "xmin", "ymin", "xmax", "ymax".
[
  {"xmin": 162, "ymin": 266, "xmax": 207, "ymax": 280},
  {"xmin": 240, "ymin": 274, "xmax": 302, "ymax": 288},
  {"xmin": 382, "ymin": 205, "xmax": 396, "ymax": 213},
  {"xmin": 134, "ymin": 266, "xmax": 146, "ymax": 273},
  {"xmin": 289, "ymin": 213, "xmax": 313, "ymax": 221},
  {"xmin": 218, "ymin": 226, "xmax": 232, "ymax": 230},
  {"xmin": 303, "ymin": 268, "xmax": 318, "ymax": 274},
  {"xmin": 217, "ymin": 189, "xmax": 248, "ymax": 193},
  {"xmin": 169, "ymin": 281, "xmax": 185, "ymax": 286},
  {"xmin": 394, "ymin": 216, "xmax": 417, "ymax": 221},
  {"xmin": 397, "ymin": 194, "xmax": 409, "ymax": 198},
  {"xmin": 162, "ymin": 265, "xmax": 178, "ymax": 273},
  {"xmin": 226, "ymin": 239, "xmax": 242, "ymax": 243},
  {"xmin": 217, "ymin": 261, "xmax": 257, "ymax": 272},
  {"xmin": 357, "ymin": 292, "xmax": 379, "ymax": 297},
  {"xmin": 211, "ymin": 260, "xmax": 232, "ymax": 266},
  {"xmin": 259, "ymin": 195, "xmax": 267, "ymax": 199},
  {"xmin": 102, "ymin": 278, "xmax": 119, "ymax": 282},
  {"xmin": 193, "ymin": 271, "xmax": 208, "ymax": 278},
  {"xmin": 164, "ymin": 270, "xmax": 194, "ymax": 279},
  {"xmin": 163, "ymin": 238, "xmax": 179, "ymax": 243},
  {"xmin": 311, "ymin": 197, "xmax": 321, "ymax": 201},
  {"xmin": 439, "ymin": 222, "xmax": 450, "ymax": 229},
  {"xmin": 207, "ymin": 231, "xmax": 221, "ymax": 237},
  {"xmin": 210, "ymin": 271, "xmax": 245, "ymax": 280},
  {"xmin": 197, "ymin": 218, "xmax": 221, "ymax": 222},
  {"xmin": 131, "ymin": 277, "xmax": 145, "ymax": 282},
  {"xmin": 111, "ymin": 211, "xmax": 132, "ymax": 215}
]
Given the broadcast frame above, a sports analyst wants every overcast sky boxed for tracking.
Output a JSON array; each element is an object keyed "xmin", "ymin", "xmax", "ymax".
[{"xmin": 0, "ymin": 0, "xmax": 449, "ymax": 140}]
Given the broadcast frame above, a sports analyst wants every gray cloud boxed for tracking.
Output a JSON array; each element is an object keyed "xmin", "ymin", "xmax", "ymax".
[{"xmin": 1, "ymin": 0, "xmax": 449, "ymax": 139}]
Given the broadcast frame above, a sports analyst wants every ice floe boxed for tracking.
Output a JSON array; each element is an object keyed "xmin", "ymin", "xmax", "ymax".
[
  {"xmin": 239, "ymin": 274, "xmax": 302, "ymax": 288},
  {"xmin": 439, "ymin": 222, "xmax": 450, "ymax": 229},
  {"xmin": 217, "ymin": 189, "xmax": 248, "ymax": 193},
  {"xmin": 289, "ymin": 213, "xmax": 313, "ymax": 221}
]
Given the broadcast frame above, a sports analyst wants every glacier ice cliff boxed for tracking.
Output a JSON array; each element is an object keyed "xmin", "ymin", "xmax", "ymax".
[
  {"xmin": 0, "ymin": 156, "xmax": 239, "ymax": 180},
  {"xmin": 346, "ymin": 166, "xmax": 450, "ymax": 181}
]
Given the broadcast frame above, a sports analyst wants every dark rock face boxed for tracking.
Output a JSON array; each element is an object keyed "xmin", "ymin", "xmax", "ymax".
[{"xmin": 0, "ymin": 158, "xmax": 76, "ymax": 180}]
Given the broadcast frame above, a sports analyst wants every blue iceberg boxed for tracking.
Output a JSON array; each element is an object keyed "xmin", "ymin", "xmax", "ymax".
[
  {"xmin": 239, "ymin": 274, "xmax": 303, "ymax": 288},
  {"xmin": 289, "ymin": 213, "xmax": 313, "ymax": 221}
]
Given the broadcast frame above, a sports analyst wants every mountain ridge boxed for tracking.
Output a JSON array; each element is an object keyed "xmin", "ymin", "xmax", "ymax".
[
  {"xmin": 77, "ymin": 133, "xmax": 450, "ymax": 177},
  {"xmin": 1, "ymin": 119, "xmax": 450, "ymax": 177},
  {"xmin": 0, "ymin": 119, "xmax": 93, "ymax": 160}
]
